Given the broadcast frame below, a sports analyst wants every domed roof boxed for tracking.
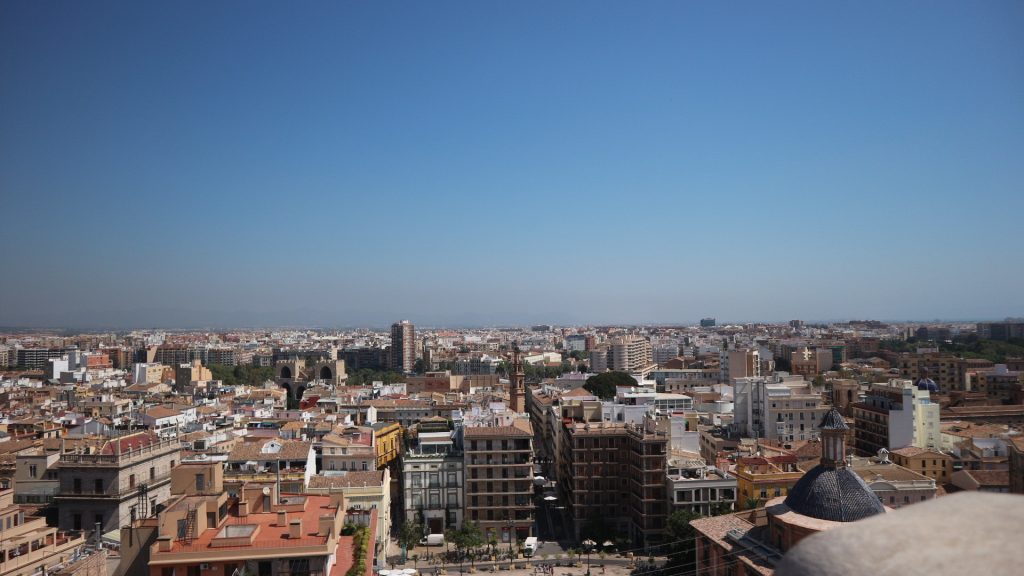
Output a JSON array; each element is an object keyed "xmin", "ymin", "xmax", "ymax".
[
  {"xmin": 819, "ymin": 408, "xmax": 849, "ymax": 430},
  {"xmin": 783, "ymin": 465, "xmax": 885, "ymax": 522}
]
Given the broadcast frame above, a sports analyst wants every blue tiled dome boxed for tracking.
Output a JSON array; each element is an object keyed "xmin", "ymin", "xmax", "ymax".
[
  {"xmin": 783, "ymin": 466, "xmax": 885, "ymax": 522},
  {"xmin": 818, "ymin": 408, "xmax": 849, "ymax": 431}
]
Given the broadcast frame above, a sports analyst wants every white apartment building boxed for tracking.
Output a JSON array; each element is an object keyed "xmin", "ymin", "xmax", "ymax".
[
  {"xmin": 652, "ymin": 341, "xmax": 680, "ymax": 366},
  {"xmin": 733, "ymin": 375, "xmax": 827, "ymax": 442},
  {"xmin": 609, "ymin": 335, "xmax": 653, "ymax": 374},
  {"xmin": 666, "ymin": 457, "xmax": 737, "ymax": 516},
  {"xmin": 402, "ymin": 431, "xmax": 464, "ymax": 534}
]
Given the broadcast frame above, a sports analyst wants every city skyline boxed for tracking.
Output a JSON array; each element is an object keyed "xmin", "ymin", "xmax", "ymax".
[
  {"xmin": 0, "ymin": 313, "xmax": 1018, "ymax": 333},
  {"xmin": 2, "ymin": 1, "xmax": 1022, "ymax": 328}
]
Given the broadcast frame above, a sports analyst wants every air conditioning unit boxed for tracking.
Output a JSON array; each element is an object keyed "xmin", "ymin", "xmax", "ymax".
[{"xmin": 200, "ymin": 564, "xmax": 212, "ymax": 571}]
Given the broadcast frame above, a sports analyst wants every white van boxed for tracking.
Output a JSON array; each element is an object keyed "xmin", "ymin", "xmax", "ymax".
[
  {"xmin": 419, "ymin": 534, "xmax": 445, "ymax": 546},
  {"xmin": 522, "ymin": 537, "xmax": 539, "ymax": 557}
]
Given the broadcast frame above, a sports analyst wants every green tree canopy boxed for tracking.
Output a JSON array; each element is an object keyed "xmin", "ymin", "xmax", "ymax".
[
  {"xmin": 397, "ymin": 520, "xmax": 423, "ymax": 553},
  {"xmin": 664, "ymin": 509, "xmax": 701, "ymax": 571},
  {"xmin": 584, "ymin": 371, "xmax": 637, "ymax": 399}
]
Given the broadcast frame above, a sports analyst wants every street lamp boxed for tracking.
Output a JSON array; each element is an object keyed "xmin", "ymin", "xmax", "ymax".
[
  {"xmin": 542, "ymin": 496, "xmax": 557, "ymax": 541},
  {"xmin": 506, "ymin": 514, "xmax": 515, "ymax": 570},
  {"xmin": 581, "ymin": 539, "xmax": 596, "ymax": 576},
  {"xmin": 581, "ymin": 540, "xmax": 596, "ymax": 576}
]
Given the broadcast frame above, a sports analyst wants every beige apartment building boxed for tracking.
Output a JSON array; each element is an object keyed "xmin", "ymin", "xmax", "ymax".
[
  {"xmin": 0, "ymin": 488, "xmax": 91, "ymax": 576},
  {"xmin": 609, "ymin": 335, "xmax": 654, "ymax": 374},
  {"xmin": 557, "ymin": 404, "xmax": 668, "ymax": 547},
  {"xmin": 55, "ymin": 431, "xmax": 181, "ymax": 533},
  {"xmin": 896, "ymin": 354, "xmax": 994, "ymax": 392},
  {"xmin": 463, "ymin": 422, "xmax": 535, "ymax": 542},
  {"xmin": 174, "ymin": 360, "xmax": 212, "ymax": 392}
]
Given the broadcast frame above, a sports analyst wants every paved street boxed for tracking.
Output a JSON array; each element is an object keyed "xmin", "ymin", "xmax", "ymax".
[{"xmin": 385, "ymin": 539, "xmax": 660, "ymax": 576}]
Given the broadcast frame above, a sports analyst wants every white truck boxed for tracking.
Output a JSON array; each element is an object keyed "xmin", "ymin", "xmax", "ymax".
[
  {"xmin": 419, "ymin": 534, "xmax": 445, "ymax": 546},
  {"xmin": 522, "ymin": 537, "xmax": 539, "ymax": 557}
]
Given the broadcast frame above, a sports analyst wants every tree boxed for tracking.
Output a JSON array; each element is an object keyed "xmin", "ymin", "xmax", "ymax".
[
  {"xmin": 448, "ymin": 524, "xmax": 464, "ymax": 565},
  {"xmin": 567, "ymin": 548, "xmax": 579, "ymax": 567},
  {"xmin": 584, "ymin": 371, "xmax": 637, "ymax": 400},
  {"xmin": 664, "ymin": 510, "xmax": 701, "ymax": 572},
  {"xmin": 413, "ymin": 358, "xmax": 428, "ymax": 374},
  {"xmin": 460, "ymin": 522, "xmax": 485, "ymax": 567},
  {"xmin": 398, "ymin": 520, "xmax": 423, "ymax": 563},
  {"xmin": 709, "ymin": 501, "xmax": 734, "ymax": 516}
]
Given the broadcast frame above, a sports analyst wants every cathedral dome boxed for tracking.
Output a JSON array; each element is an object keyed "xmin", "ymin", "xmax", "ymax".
[
  {"xmin": 783, "ymin": 465, "xmax": 886, "ymax": 522},
  {"xmin": 782, "ymin": 407, "xmax": 886, "ymax": 522}
]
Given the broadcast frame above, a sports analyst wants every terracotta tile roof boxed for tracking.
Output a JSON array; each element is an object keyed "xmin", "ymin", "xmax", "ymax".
[
  {"xmin": 143, "ymin": 406, "xmax": 181, "ymax": 419},
  {"xmin": 963, "ymin": 470, "xmax": 1009, "ymax": 487},
  {"xmin": 690, "ymin": 513, "xmax": 755, "ymax": 547},
  {"xmin": 227, "ymin": 439, "xmax": 312, "ymax": 462},
  {"xmin": 159, "ymin": 493, "xmax": 345, "ymax": 554},
  {"xmin": 890, "ymin": 446, "xmax": 947, "ymax": 458},
  {"xmin": 0, "ymin": 439, "xmax": 40, "ymax": 455},
  {"xmin": 100, "ymin": 431, "xmax": 162, "ymax": 455},
  {"xmin": 308, "ymin": 471, "xmax": 385, "ymax": 489},
  {"xmin": 321, "ymin": 433, "xmax": 373, "ymax": 449}
]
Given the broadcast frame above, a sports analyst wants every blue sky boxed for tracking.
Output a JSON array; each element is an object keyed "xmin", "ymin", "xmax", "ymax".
[{"xmin": 1, "ymin": 1, "xmax": 1022, "ymax": 328}]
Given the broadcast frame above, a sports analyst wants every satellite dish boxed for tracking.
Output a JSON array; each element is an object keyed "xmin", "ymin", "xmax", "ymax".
[{"xmin": 262, "ymin": 486, "xmax": 271, "ymax": 496}]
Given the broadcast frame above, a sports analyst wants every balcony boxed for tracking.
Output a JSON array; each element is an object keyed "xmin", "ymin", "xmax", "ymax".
[
  {"xmin": 56, "ymin": 471, "xmax": 172, "ymax": 499},
  {"xmin": 0, "ymin": 531, "xmax": 85, "ymax": 573}
]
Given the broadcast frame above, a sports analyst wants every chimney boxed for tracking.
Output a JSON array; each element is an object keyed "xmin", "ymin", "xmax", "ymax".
[
  {"xmin": 278, "ymin": 511, "xmax": 287, "ymax": 526},
  {"xmin": 318, "ymin": 515, "xmax": 334, "ymax": 537},
  {"xmin": 158, "ymin": 536, "xmax": 172, "ymax": 551},
  {"xmin": 289, "ymin": 519, "xmax": 303, "ymax": 539},
  {"xmin": 239, "ymin": 500, "xmax": 249, "ymax": 517}
]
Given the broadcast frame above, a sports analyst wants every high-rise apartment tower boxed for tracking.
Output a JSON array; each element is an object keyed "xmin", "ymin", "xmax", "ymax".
[{"xmin": 390, "ymin": 320, "xmax": 416, "ymax": 373}]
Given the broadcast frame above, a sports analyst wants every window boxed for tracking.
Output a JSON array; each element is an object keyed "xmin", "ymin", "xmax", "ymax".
[
  {"xmin": 73, "ymin": 514, "xmax": 82, "ymax": 530},
  {"xmin": 29, "ymin": 465, "xmax": 37, "ymax": 478},
  {"xmin": 196, "ymin": 474, "xmax": 205, "ymax": 491},
  {"xmin": 129, "ymin": 474, "xmax": 136, "ymax": 488},
  {"xmin": 151, "ymin": 467, "xmax": 156, "ymax": 480},
  {"xmin": 94, "ymin": 479, "xmax": 104, "ymax": 494},
  {"xmin": 74, "ymin": 478, "xmax": 82, "ymax": 494}
]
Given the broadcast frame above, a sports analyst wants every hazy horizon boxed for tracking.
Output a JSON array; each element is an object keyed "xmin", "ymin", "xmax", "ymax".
[
  {"xmin": 0, "ymin": 312, "xmax": 1016, "ymax": 333},
  {"xmin": 2, "ymin": 2, "xmax": 1022, "ymax": 329}
]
